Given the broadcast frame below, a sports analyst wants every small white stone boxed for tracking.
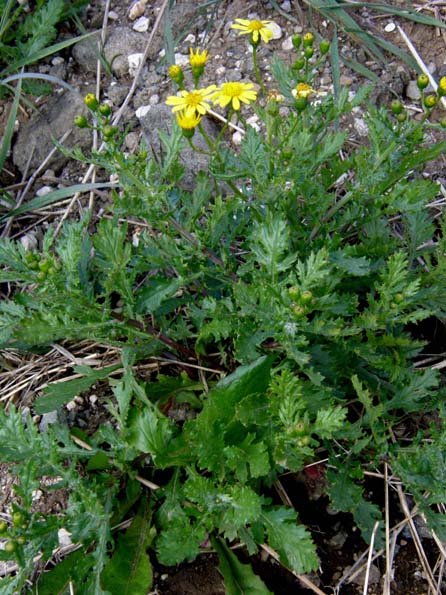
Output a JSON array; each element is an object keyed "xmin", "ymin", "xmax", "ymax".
[
  {"xmin": 149, "ymin": 94, "xmax": 159, "ymax": 105},
  {"xmin": 66, "ymin": 399, "xmax": 77, "ymax": 411},
  {"xmin": 215, "ymin": 66, "xmax": 226, "ymax": 77},
  {"xmin": 174, "ymin": 52, "xmax": 189, "ymax": 67},
  {"xmin": 108, "ymin": 10, "xmax": 119, "ymax": 20},
  {"xmin": 132, "ymin": 16, "xmax": 150, "ymax": 32},
  {"xmin": 268, "ymin": 22, "xmax": 283, "ymax": 40},
  {"xmin": 20, "ymin": 233, "xmax": 38, "ymax": 251},
  {"xmin": 246, "ymin": 115, "xmax": 260, "ymax": 132},
  {"xmin": 128, "ymin": 53, "xmax": 144, "ymax": 76},
  {"xmin": 232, "ymin": 131, "xmax": 243, "ymax": 146},
  {"xmin": 384, "ymin": 22, "xmax": 396, "ymax": 32},
  {"xmin": 58, "ymin": 528, "xmax": 73, "ymax": 548},
  {"xmin": 128, "ymin": 0, "xmax": 146, "ymax": 21},
  {"xmin": 51, "ymin": 56, "xmax": 64, "ymax": 66},
  {"xmin": 135, "ymin": 105, "xmax": 151, "ymax": 119},
  {"xmin": 89, "ymin": 395, "xmax": 98, "ymax": 405},
  {"xmin": 32, "ymin": 490, "xmax": 43, "ymax": 501},
  {"xmin": 354, "ymin": 117, "xmax": 368, "ymax": 137},
  {"xmin": 185, "ymin": 33, "xmax": 196, "ymax": 44},
  {"xmin": 282, "ymin": 36, "xmax": 294, "ymax": 51},
  {"xmin": 280, "ymin": 0, "xmax": 291, "ymax": 12},
  {"xmin": 36, "ymin": 185, "xmax": 53, "ymax": 197}
]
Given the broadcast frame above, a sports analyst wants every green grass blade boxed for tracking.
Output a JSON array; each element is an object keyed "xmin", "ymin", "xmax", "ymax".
[
  {"xmin": 330, "ymin": 25, "xmax": 341, "ymax": 100},
  {"xmin": 1, "ymin": 72, "xmax": 79, "ymax": 95},
  {"xmin": 0, "ymin": 77, "xmax": 21, "ymax": 173},
  {"xmin": 1, "ymin": 31, "xmax": 96, "ymax": 76},
  {"xmin": 1, "ymin": 182, "xmax": 118, "ymax": 220}
]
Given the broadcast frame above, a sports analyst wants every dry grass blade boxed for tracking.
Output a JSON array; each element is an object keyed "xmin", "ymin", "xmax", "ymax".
[
  {"xmin": 396, "ymin": 483, "xmax": 437, "ymax": 594},
  {"xmin": 363, "ymin": 521, "xmax": 379, "ymax": 595},
  {"xmin": 383, "ymin": 463, "xmax": 392, "ymax": 595},
  {"xmin": 260, "ymin": 543, "xmax": 328, "ymax": 595}
]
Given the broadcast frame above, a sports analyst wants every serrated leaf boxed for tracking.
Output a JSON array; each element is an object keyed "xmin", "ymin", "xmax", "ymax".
[
  {"xmin": 128, "ymin": 406, "xmax": 173, "ymax": 465},
  {"xmin": 101, "ymin": 509, "xmax": 155, "ymax": 595},
  {"xmin": 314, "ymin": 407, "xmax": 346, "ymax": 438},
  {"xmin": 212, "ymin": 537, "xmax": 273, "ymax": 595},
  {"xmin": 135, "ymin": 276, "xmax": 184, "ymax": 314},
  {"xmin": 261, "ymin": 508, "xmax": 319, "ymax": 574},
  {"xmin": 330, "ymin": 251, "xmax": 371, "ymax": 276}
]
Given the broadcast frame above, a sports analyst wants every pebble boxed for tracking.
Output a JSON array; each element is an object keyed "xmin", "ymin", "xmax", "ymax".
[
  {"xmin": 282, "ymin": 36, "xmax": 294, "ymax": 51},
  {"xmin": 268, "ymin": 22, "xmax": 283, "ymax": 40},
  {"xmin": 384, "ymin": 22, "xmax": 396, "ymax": 32},
  {"xmin": 125, "ymin": 132, "xmax": 139, "ymax": 151},
  {"xmin": 350, "ymin": 563, "xmax": 381, "ymax": 586},
  {"xmin": 406, "ymin": 80, "xmax": 421, "ymax": 100},
  {"xmin": 215, "ymin": 66, "xmax": 226, "ymax": 77},
  {"xmin": 132, "ymin": 16, "xmax": 150, "ymax": 33},
  {"xmin": 280, "ymin": 0, "xmax": 292, "ymax": 11},
  {"xmin": 51, "ymin": 56, "xmax": 64, "ymax": 66},
  {"xmin": 108, "ymin": 10, "xmax": 119, "ymax": 20},
  {"xmin": 149, "ymin": 94, "xmax": 159, "ymax": 105},
  {"xmin": 58, "ymin": 528, "xmax": 73, "ymax": 548},
  {"xmin": 135, "ymin": 105, "xmax": 151, "ymax": 119},
  {"xmin": 174, "ymin": 52, "xmax": 189, "ymax": 67},
  {"xmin": 232, "ymin": 131, "xmax": 243, "ymax": 146},
  {"xmin": 20, "ymin": 233, "xmax": 38, "ymax": 251},
  {"xmin": 354, "ymin": 117, "xmax": 368, "ymax": 137},
  {"xmin": 185, "ymin": 33, "xmax": 196, "ymax": 44},
  {"xmin": 128, "ymin": 0, "xmax": 146, "ymax": 21},
  {"xmin": 38, "ymin": 410, "xmax": 58, "ymax": 432},
  {"xmin": 36, "ymin": 185, "xmax": 53, "ymax": 197},
  {"xmin": 128, "ymin": 52, "xmax": 144, "ymax": 76},
  {"xmin": 340, "ymin": 74, "xmax": 354, "ymax": 86}
]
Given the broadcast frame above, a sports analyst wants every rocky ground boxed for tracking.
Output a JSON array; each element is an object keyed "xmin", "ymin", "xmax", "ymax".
[{"xmin": 1, "ymin": 0, "xmax": 446, "ymax": 593}]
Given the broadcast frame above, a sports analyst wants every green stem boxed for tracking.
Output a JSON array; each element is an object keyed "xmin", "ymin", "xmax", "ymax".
[{"xmin": 252, "ymin": 45, "xmax": 267, "ymax": 95}]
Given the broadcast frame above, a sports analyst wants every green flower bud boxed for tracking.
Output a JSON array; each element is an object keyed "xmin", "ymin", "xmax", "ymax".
[
  {"xmin": 303, "ymin": 32, "xmax": 314, "ymax": 47},
  {"xmin": 99, "ymin": 103, "xmax": 112, "ymax": 117},
  {"xmin": 293, "ymin": 304, "xmax": 305, "ymax": 316},
  {"xmin": 5, "ymin": 541, "xmax": 17, "ymax": 553},
  {"xmin": 294, "ymin": 96, "xmax": 308, "ymax": 111},
  {"xmin": 293, "ymin": 57, "xmax": 306, "ymax": 71},
  {"xmin": 102, "ymin": 125, "xmax": 118, "ymax": 139},
  {"xmin": 301, "ymin": 290, "xmax": 313, "ymax": 304},
  {"xmin": 440, "ymin": 117, "xmax": 446, "ymax": 128},
  {"xmin": 424, "ymin": 94, "xmax": 438, "ymax": 109},
  {"xmin": 292, "ymin": 34, "xmax": 302, "ymax": 49},
  {"xmin": 319, "ymin": 39, "xmax": 330, "ymax": 55},
  {"xmin": 0, "ymin": 521, "xmax": 8, "ymax": 534},
  {"xmin": 16, "ymin": 536, "xmax": 26, "ymax": 546},
  {"xmin": 396, "ymin": 111, "xmax": 407, "ymax": 123},
  {"xmin": 416, "ymin": 74, "xmax": 429, "ymax": 90},
  {"xmin": 288, "ymin": 286, "xmax": 300, "ymax": 299},
  {"xmin": 266, "ymin": 100, "xmax": 280, "ymax": 116},
  {"xmin": 394, "ymin": 293, "xmax": 404, "ymax": 303},
  {"xmin": 304, "ymin": 46, "xmax": 314, "ymax": 59},
  {"xmin": 390, "ymin": 99, "xmax": 403, "ymax": 115},
  {"xmin": 12, "ymin": 512, "xmax": 23, "ymax": 526},
  {"xmin": 74, "ymin": 115, "xmax": 89, "ymax": 128},
  {"xmin": 84, "ymin": 93, "xmax": 99, "ymax": 110}
]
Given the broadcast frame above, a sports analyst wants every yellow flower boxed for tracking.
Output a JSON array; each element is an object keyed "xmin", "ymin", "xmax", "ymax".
[
  {"xmin": 438, "ymin": 76, "xmax": 446, "ymax": 97},
  {"xmin": 231, "ymin": 18, "xmax": 274, "ymax": 44},
  {"xmin": 176, "ymin": 110, "xmax": 201, "ymax": 137},
  {"xmin": 168, "ymin": 64, "xmax": 184, "ymax": 86},
  {"xmin": 292, "ymin": 83, "xmax": 324, "ymax": 99},
  {"xmin": 212, "ymin": 82, "xmax": 257, "ymax": 110},
  {"xmin": 189, "ymin": 47, "xmax": 208, "ymax": 68},
  {"xmin": 165, "ymin": 85, "xmax": 217, "ymax": 116}
]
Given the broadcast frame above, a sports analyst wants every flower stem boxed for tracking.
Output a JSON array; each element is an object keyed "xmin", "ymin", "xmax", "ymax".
[{"xmin": 252, "ymin": 46, "xmax": 267, "ymax": 95}]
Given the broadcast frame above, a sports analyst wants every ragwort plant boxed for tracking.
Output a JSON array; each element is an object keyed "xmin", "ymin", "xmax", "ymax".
[{"xmin": 1, "ymin": 17, "xmax": 446, "ymax": 594}]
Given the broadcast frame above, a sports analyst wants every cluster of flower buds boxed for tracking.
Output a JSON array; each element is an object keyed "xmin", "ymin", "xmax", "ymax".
[
  {"xmin": 74, "ymin": 94, "xmax": 117, "ymax": 141},
  {"xmin": 390, "ymin": 73, "xmax": 446, "ymax": 125}
]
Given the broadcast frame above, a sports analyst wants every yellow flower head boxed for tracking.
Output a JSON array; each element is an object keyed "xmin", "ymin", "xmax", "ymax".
[
  {"xmin": 231, "ymin": 18, "xmax": 274, "ymax": 45},
  {"xmin": 176, "ymin": 110, "xmax": 201, "ymax": 138},
  {"xmin": 292, "ymin": 83, "xmax": 326, "ymax": 100},
  {"xmin": 267, "ymin": 89, "xmax": 285, "ymax": 103},
  {"xmin": 189, "ymin": 47, "xmax": 208, "ymax": 68},
  {"xmin": 438, "ymin": 76, "xmax": 446, "ymax": 97},
  {"xmin": 168, "ymin": 64, "xmax": 184, "ymax": 86},
  {"xmin": 165, "ymin": 85, "xmax": 217, "ymax": 116},
  {"xmin": 212, "ymin": 81, "xmax": 257, "ymax": 111}
]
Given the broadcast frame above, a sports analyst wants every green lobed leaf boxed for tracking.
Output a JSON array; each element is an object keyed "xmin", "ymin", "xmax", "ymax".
[{"xmin": 261, "ymin": 508, "xmax": 319, "ymax": 574}]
